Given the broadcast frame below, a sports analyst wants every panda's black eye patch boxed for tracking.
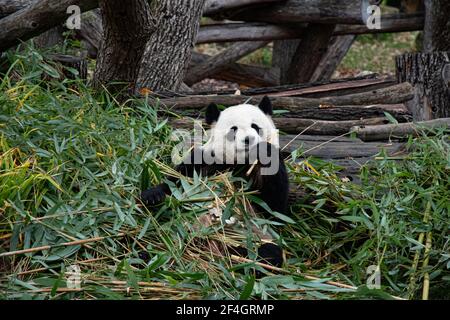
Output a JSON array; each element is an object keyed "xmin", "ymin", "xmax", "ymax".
[
  {"xmin": 251, "ymin": 123, "xmax": 261, "ymax": 134},
  {"xmin": 231, "ymin": 126, "xmax": 238, "ymax": 131}
]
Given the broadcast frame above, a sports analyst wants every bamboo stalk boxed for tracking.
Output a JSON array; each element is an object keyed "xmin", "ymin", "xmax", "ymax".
[
  {"xmin": 13, "ymin": 256, "xmax": 113, "ymax": 276},
  {"xmin": 421, "ymin": 232, "xmax": 432, "ymax": 300},
  {"xmin": 0, "ymin": 233, "xmax": 126, "ymax": 258},
  {"xmin": 408, "ymin": 201, "xmax": 431, "ymax": 299}
]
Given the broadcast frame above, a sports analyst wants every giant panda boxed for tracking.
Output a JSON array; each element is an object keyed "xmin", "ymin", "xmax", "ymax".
[{"xmin": 141, "ymin": 96, "xmax": 290, "ymax": 268}]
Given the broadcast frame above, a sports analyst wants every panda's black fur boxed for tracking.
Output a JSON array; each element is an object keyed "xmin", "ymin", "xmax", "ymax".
[{"xmin": 141, "ymin": 96, "xmax": 290, "ymax": 269}]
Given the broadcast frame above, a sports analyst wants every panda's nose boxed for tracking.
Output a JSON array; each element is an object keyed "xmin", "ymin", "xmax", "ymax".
[{"xmin": 243, "ymin": 136, "xmax": 255, "ymax": 145}]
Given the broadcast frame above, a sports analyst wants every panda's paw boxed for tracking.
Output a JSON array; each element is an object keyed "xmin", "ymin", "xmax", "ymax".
[
  {"xmin": 257, "ymin": 243, "xmax": 284, "ymax": 268},
  {"xmin": 141, "ymin": 185, "xmax": 167, "ymax": 206}
]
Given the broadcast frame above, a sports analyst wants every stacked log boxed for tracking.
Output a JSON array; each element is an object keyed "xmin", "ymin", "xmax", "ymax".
[
  {"xmin": 155, "ymin": 81, "xmax": 413, "ymax": 136},
  {"xmin": 196, "ymin": 14, "xmax": 424, "ymax": 44},
  {"xmin": 191, "ymin": 0, "xmax": 425, "ymax": 86}
]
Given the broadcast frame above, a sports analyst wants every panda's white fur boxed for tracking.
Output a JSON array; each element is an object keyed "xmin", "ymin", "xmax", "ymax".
[{"xmin": 203, "ymin": 103, "xmax": 279, "ymax": 164}]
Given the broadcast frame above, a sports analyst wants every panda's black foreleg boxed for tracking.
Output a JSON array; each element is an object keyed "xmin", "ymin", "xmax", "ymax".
[
  {"xmin": 255, "ymin": 144, "xmax": 290, "ymax": 217},
  {"xmin": 140, "ymin": 182, "xmax": 171, "ymax": 207},
  {"xmin": 257, "ymin": 243, "xmax": 284, "ymax": 267},
  {"xmin": 141, "ymin": 148, "xmax": 222, "ymax": 207},
  {"xmin": 229, "ymin": 243, "xmax": 283, "ymax": 278}
]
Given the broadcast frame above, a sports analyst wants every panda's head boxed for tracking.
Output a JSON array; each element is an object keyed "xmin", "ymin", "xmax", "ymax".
[{"xmin": 203, "ymin": 96, "xmax": 278, "ymax": 164}]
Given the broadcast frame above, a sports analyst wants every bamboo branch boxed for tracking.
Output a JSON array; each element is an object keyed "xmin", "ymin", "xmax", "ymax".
[
  {"xmin": 421, "ymin": 232, "xmax": 432, "ymax": 300},
  {"xmin": 0, "ymin": 233, "xmax": 126, "ymax": 258}
]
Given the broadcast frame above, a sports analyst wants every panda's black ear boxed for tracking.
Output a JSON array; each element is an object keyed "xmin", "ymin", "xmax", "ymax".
[
  {"xmin": 258, "ymin": 96, "xmax": 273, "ymax": 115},
  {"xmin": 205, "ymin": 103, "xmax": 220, "ymax": 124}
]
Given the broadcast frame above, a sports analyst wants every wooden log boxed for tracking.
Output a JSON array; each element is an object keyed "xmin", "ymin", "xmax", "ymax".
[
  {"xmin": 283, "ymin": 105, "xmax": 410, "ymax": 121},
  {"xmin": 423, "ymin": 0, "xmax": 450, "ymax": 52},
  {"xmin": 396, "ymin": 52, "xmax": 450, "ymax": 120},
  {"xmin": 48, "ymin": 54, "xmax": 88, "ymax": 80},
  {"xmin": 171, "ymin": 116, "xmax": 390, "ymax": 135},
  {"xmin": 0, "ymin": 0, "xmax": 35, "ymax": 15},
  {"xmin": 196, "ymin": 22, "xmax": 306, "ymax": 44},
  {"xmin": 351, "ymin": 118, "xmax": 450, "ymax": 141},
  {"xmin": 273, "ymin": 39, "xmax": 301, "ymax": 85},
  {"xmin": 272, "ymin": 22, "xmax": 337, "ymax": 85},
  {"xmin": 310, "ymin": 35, "xmax": 356, "ymax": 82},
  {"xmin": 279, "ymin": 134, "xmax": 404, "ymax": 158},
  {"xmin": 75, "ymin": 9, "xmax": 103, "ymax": 59},
  {"xmin": 157, "ymin": 83, "xmax": 414, "ymax": 111},
  {"xmin": 174, "ymin": 75, "xmax": 396, "ymax": 99},
  {"xmin": 196, "ymin": 14, "xmax": 424, "ymax": 43},
  {"xmin": 334, "ymin": 13, "xmax": 424, "ymax": 35},
  {"xmin": 204, "ymin": 0, "xmax": 282, "ymax": 15},
  {"xmin": 245, "ymin": 77, "xmax": 396, "ymax": 98},
  {"xmin": 284, "ymin": 23, "xmax": 336, "ymax": 84},
  {"xmin": 0, "ymin": 0, "xmax": 98, "ymax": 52},
  {"xmin": 318, "ymin": 82, "xmax": 414, "ymax": 107},
  {"xmin": 177, "ymin": 104, "xmax": 409, "ymax": 121},
  {"xmin": 34, "ymin": 26, "xmax": 64, "ymax": 48},
  {"xmin": 220, "ymin": 0, "xmax": 371, "ymax": 25},
  {"xmin": 185, "ymin": 41, "xmax": 269, "ymax": 86},
  {"xmin": 190, "ymin": 52, "xmax": 280, "ymax": 87}
]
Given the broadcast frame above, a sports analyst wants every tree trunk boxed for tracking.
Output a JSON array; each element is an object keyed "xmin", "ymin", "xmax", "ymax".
[
  {"xmin": 93, "ymin": 0, "xmax": 155, "ymax": 94},
  {"xmin": 423, "ymin": 0, "xmax": 450, "ymax": 52},
  {"xmin": 136, "ymin": 0, "xmax": 206, "ymax": 93},
  {"xmin": 396, "ymin": 52, "xmax": 450, "ymax": 120}
]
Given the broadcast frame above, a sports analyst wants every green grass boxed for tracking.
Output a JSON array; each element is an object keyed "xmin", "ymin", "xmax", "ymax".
[
  {"xmin": 0, "ymin": 48, "xmax": 449, "ymax": 300},
  {"xmin": 338, "ymin": 32, "xmax": 420, "ymax": 77}
]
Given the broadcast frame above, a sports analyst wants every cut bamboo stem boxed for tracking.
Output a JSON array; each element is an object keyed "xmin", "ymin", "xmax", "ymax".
[
  {"xmin": 0, "ymin": 233, "xmax": 126, "ymax": 258},
  {"xmin": 408, "ymin": 201, "xmax": 431, "ymax": 299},
  {"xmin": 421, "ymin": 232, "xmax": 432, "ymax": 300}
]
